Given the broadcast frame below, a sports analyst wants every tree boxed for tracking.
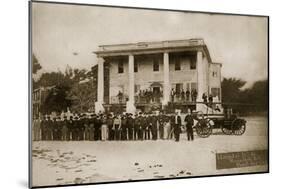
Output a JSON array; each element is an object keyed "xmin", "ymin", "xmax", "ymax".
[
  {"xmin": 241, "ymin": 80, "xmax": 268, "ymax": 111},
  {"xmin": 221, "ymin": 77, "xmax": 246, "ymax": 103},
  {"xmin": 32, "ymin": 54, "xmax": 42, "ymax": 74},
  {"xmin": 68, "ymin": 79, "xmax": 96, "ymax": 113},
  {"xmin": 41, "ymin": 84, "xmax": 72, "ymax": 114},
  {"xmin": 35, "ymin": 71, "xmax": 72, "ymax": 88}
]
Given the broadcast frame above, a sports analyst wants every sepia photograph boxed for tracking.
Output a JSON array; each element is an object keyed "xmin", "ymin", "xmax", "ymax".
[{"xmin": 29, "ymin": 1, "xmax": 269, "ymax": 188}]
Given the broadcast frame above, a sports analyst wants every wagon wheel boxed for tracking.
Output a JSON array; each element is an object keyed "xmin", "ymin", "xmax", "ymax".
[
  {"xmin": 195, "ymin": 118, "xmax": 212, "ymax": 138},
  {"xmin": 231, "ymin": 118, "xmax": 246, "ymax": 135}
]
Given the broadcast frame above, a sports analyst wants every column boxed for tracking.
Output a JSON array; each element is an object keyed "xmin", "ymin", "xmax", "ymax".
[
  {"xmin": 162, "ymin": 52, "xmax": 170, "ymax": 106},
  {"xmin": 196, "ymin": 50, "xmax": 206, "ymax": 112},
  {"xmin": 197, "ymin": 51, "xmax": 204, "ymax": 102},
  {"xmin": 95, "ymin": 57, "xmax": 105, "ymax": 113},
  {"xmin": 126, "ymin": 54, "xmax": 136, "ymax": 113}
]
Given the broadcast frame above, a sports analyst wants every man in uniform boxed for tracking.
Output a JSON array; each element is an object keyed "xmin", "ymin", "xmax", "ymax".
[
  {"xmin": 151, "ymin": 114, "xmax": 158, "ymax": 140},
  {"xmin": 184, "ymin": 109, "xmax": 194, "ymax": 141},
  {"xmin": 67, "ymin": 116, "xmax": 73, "ymax": 141},
  {"xmin": 144, "ymin": 114, "xmax": 152, "ymax": 140},
  {"xmin": 46, "ymin": 116, "xmax": 53, "ymax": 141},
  {"xmin": 113, "ymin": 114, "xmax": 121, "ymax": 140},
  {"xmin": 84, "ymin": 114, "xmax": 90, "ymax": 141},
  {"xmin": 40, "ymin": 116, "xmax": 47, "ymax": 141},
  {"xmin": 33, "ymin": 117, "xmax": 41, "ymax": 141},
  {"xmin": 185, "ymin": 89, "xmax": 190, "ymax": 102},
  {"xmin": 173, "ymin": 112, "xmax": 182, "ymax": 142},
  {"xmin": 121, "ymin": 114, "xmax": 128, "ymax": 140},
  {"xmin": 61, "ymin": 116, "xmax": 68, "ymax": 141},
  {"xmin": 158, "ymin": 112, "xmax": 165, "ymax": 140},
  {"xmin": 134, "ymin": 113, "xmax": 141, "ymax": 140},
  {"xmin": 72, "ymin": 116, "xmax": 79, "ymax": 141},
  {"xmin": 127, "ymin": 113, "xmax": 134, "ymax": 140},
  {"xmin": 107, "ymin": 114, "xmax": 114, "ymax": 140},
  {"xmin": 78, "ymin": 114, "xmax": 85, "ymax": 140},
  {"xmin": 89, "ymin": 114, "xmax": 95, "ymax": 141},
  {"xmin": 94, "ymin": 114, "xmax": 101, "ymax": 141},
  {"xmin": 139, "ymin": 112, "xmax": 145, "ymax": 140},
  {"xmin": 52, "ymin": 117, "xmax": 59, "ymax": 140}
]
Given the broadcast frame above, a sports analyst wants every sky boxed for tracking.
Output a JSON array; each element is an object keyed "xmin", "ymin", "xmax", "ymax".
[{"xmin": 32, "ymin": 2, "xmax": 268, "ymax": 88}]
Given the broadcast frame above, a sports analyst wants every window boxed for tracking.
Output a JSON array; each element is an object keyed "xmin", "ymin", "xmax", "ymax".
[
  {"xmin": 118, "ymin": 61, "xmax": 124, "ymax": 73},
  {"xmin": 153, "ymin": 59, "xmax": 159, "ymax": 71},
  {"xmin": 134, "ymin": 62, "xmax": 138, "ymax": 72},
  {"xmin": 212, "ymin": 71, "xmax": 218, "ymax": 77},
  {"xmin": 175, "ymin": 58, "xmax": 181, "ymax": 71},
  {"xmin": 190, "ymin": 57, "xmax": 196, "ymax": 70}
]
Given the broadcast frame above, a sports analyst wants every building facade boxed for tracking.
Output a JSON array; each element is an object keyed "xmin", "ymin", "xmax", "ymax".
[
  {"xmin": 93, "ymin": 38, "xmax": 222, "ymax": 113},
  {"xmin": 32, "ymin": 86, "xmax": 53, "ymax": 118}
]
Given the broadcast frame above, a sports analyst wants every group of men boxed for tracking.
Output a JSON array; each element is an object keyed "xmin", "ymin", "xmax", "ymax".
[
  {"xmin": 171, "ymin": 88, "xmax": 198, "ymax": 102},
  {"xmin": 33, "ymin": 110, "xmax": 195, "ymax": 142}
]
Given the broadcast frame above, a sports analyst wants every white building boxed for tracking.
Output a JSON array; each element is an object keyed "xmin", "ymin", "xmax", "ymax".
[{"xmin": 93, "ymin": 38, "xmax": 222, "ymax": 114}]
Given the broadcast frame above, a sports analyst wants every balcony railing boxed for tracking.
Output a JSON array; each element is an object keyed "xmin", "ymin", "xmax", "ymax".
[{"xmin": 109, "ymin": 94, "xmax": 198, "ymax": 105}]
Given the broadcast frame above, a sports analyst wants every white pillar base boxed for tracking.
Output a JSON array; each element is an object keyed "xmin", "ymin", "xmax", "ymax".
[
  {"xmin": 126, "ymin": 101, "xmax": 136, "ymax": 114},
  {"xmin": 95, "ymin": 101, "xmax": 104, "ymax": 114}
]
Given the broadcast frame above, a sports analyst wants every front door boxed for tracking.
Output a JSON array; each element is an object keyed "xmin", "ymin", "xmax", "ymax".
[{"xmin": 153, "ymin": 87, "xmax": 161, "ymax": 103}]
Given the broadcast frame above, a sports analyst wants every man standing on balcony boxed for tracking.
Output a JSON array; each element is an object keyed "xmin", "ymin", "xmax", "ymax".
[
  {"xmin": 186, "ymin": 89, "xmax": 190, "ymax": 102},
  {"xmin": 171, "ymin": 88, "xmax": 175, "ymax": 102},
  {"xmin": 117, "ymin": 91, "xmax": 123, "ymax": 104}
]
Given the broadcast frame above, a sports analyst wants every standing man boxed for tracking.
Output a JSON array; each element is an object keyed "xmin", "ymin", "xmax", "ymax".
[
  {"xmin": 127, "ymin": 114, "xmax": 134, "ymax": 140},
  {"xmin": 41, "ymin": 116, "xmax": 47, "ymax": 141},
  {"xmin": 181, "ymin": 89, "xmax": 185, "ymax": 102},
  {"xmin": 46, "ymin": 116, "xmax": 53, "ymax": 141},
  {"xmin": 121, "ymin": 114, "xmax": 128, "ymax": 140},
  {"xmin": 33, "ymin": 117, "xmax": 41, "ymax": 141},
  {"xmin": 107, "ymin": 114, "xmax": 114, "ymax": 140},
  {"xmin": 202, "ymin": 93, "xmax": 208, "ymax": 104},
  {"xmin": 67, "ymin": 116, "xmax": 73, "ymax": 141},
  {"xmin": 184, "ymin": 109, "xmax": 194, "ymax": 141},
  {"xmin": 171, "ymin": 88, "xmax": 175, "ymax": 102},
  {"xmin": 134, "ymin": 113, "xmax": 141, "ymax": 140},
  {"xmin": 94, "ymin": 115, "xmax": 101, "ymax": 141},
  {"xmin": 139, "ymin": 112, "xmax": 145, "ymax": 140},
  {"xmin": 158, "ymin": 112, "xmax": 164, "ymax": 140},
  {"xmin": 113, "ymin": 114, "xmax": 121, "ymax": 140},
  {"xmin": 173, "ymin": 112, "xmax": 182, "ymax": 142},
  {"xmin": 185, "ymin": 89, "xmax": 190, "ymax": 102},
  {"xmin": 78, "ymin": 114, "xmax": 85, "ymax": 141},
  {"xmin": 84, "ymin": 114, "xmax": 90, "ymax": 141},
  {"xmin": 151, "ymin": 114, "xmax": 158, "ymax": 140},
  {"xmin": 89, "ymin": 114, "xmax": 95, "ymax": 141},
  {"xmin": 144, "ymin": 114, "xmax": 151, "ymax": 140},
  {"xmin": 61, "ymin": 116, "xmax": 68, "ymax": 141}
]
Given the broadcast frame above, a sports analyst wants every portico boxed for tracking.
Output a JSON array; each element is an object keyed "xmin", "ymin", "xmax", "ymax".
[{"xmin": 94, "ymin": 38, "xmax": 221, "ymax": 114}]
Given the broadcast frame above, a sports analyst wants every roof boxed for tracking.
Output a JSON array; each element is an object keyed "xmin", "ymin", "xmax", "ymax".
[{"xmin": 93, "ymin": 38, "xmax": 212, "ymax": 62}]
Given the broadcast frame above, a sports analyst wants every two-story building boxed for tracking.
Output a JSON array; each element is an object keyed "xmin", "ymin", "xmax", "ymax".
[{"xmin": 93, "ymin": 38, "xmax": 222, "ymax": 114}]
